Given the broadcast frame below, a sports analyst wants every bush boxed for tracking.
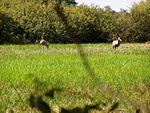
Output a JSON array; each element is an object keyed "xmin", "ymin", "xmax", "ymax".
[{"xmin": 0, "ymin": 0, "xmax": 150, "ymax": 44}]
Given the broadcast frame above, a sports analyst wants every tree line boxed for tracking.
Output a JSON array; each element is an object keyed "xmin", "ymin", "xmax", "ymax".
[{"xmin": 0, "ymin": 0, "xmax": 150, "ymax": 44}]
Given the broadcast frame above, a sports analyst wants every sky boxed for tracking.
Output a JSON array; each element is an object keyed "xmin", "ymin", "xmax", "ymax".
[{"xmin": 75, "ymin": 0, "xmax": 145, "ymax": 12}]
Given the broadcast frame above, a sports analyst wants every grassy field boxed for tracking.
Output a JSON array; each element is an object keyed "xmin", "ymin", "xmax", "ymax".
[{"xmin": 0, "ymin": 43, "xmax": 150, "ymax": 112}]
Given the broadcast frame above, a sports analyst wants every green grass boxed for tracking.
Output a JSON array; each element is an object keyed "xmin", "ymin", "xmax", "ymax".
[{"xmin": 0, "ymin": 43, "xmax": 150, "ymax": 112}]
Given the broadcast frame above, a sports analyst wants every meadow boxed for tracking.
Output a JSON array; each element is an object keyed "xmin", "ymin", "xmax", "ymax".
[{"xmin": 0, "ymin": 43, "xmax": 150, "ymax": 113}]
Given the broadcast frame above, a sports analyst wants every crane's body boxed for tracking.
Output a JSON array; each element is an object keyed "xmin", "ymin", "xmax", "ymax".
[
  {"xmin": 40, "ymin": 39, "xmax": 49, "ymax": 48},
  {"xmin": 112, "ymin": 37, "xmax": 122, "ymax": 49}
]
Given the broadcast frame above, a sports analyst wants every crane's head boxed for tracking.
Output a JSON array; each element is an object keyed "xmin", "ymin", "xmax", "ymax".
[{"xmin": 118, "ymin": 37, "xmax": 122, "ymax": 42}]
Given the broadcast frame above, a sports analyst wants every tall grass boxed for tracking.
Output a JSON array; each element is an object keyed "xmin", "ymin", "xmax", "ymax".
[{"xmin": 0, "ymin": 43, "xmax": 150, "ymax": 112}]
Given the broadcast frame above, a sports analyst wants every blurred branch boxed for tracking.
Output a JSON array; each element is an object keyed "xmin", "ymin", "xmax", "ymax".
[{"xmin": 53, "ymin": 0, "xmax": 150, "ymax": 112}]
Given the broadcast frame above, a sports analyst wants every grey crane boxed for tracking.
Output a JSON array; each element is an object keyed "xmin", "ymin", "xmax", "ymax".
[
  {"xmin": 39, "ymin": 39, "xmax": 49, "ymax": 49},
  {"xmin": 112, "ymin": 37, "xmax": 122, "ymax": 49}
]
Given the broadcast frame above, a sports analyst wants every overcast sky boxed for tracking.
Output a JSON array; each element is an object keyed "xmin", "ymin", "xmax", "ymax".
[{"xmin": 75, "ymin": 0, "xmax": 145, "ymax": 11}]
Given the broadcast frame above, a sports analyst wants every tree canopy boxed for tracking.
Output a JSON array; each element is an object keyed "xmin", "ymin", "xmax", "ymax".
[{"xmin": 0, "ymin": 0, "xmax": 150, "ymax": 44}]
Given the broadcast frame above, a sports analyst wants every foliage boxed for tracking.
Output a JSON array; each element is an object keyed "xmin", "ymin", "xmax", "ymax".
[
  {"xmin": 0, "ymin": 12, "xmax": 17, "ymax": 44},
  {"xmin": 127, "ymin": 0, "xmax": 150, "ymax": 42},
  {"xmin": 0, "ymin": 0, "xmax": 150, "ymax": 44}
]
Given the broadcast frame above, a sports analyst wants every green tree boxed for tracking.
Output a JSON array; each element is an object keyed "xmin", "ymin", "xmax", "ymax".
[{"xmin": 128, "ymin": 0, "xmax": 150, "ymax": 42}]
